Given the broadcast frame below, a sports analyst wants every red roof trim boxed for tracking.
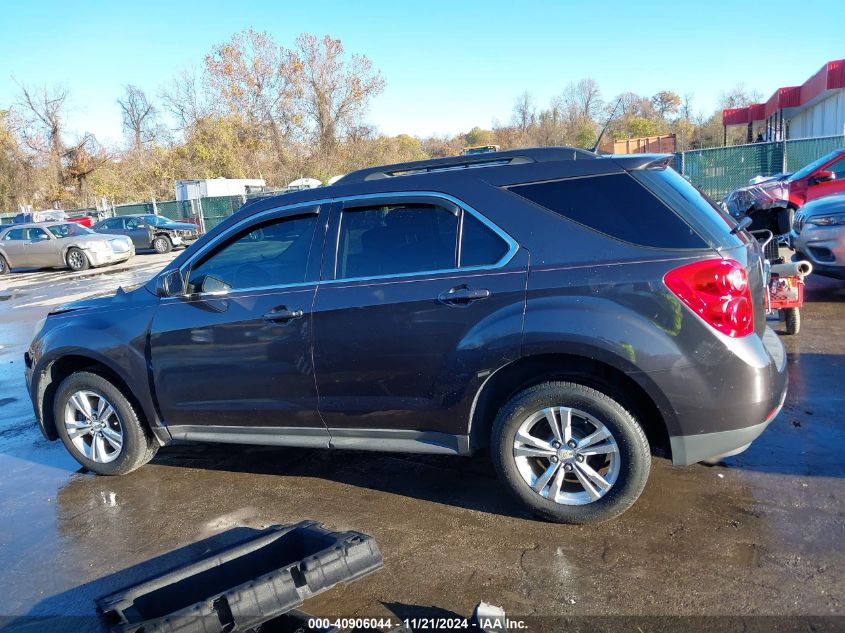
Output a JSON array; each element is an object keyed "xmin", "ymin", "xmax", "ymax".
[{"xmin": 722, "ymin": 59, "xmax": 845, "ymax": 126}]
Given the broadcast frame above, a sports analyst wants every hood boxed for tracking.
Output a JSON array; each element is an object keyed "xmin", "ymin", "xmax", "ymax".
[
  {"xmin": 158, "ymin": 221, "xmax": 198, "ymax": 230},
  {"xmin": 49, "ymin": 283, "xmax": 153, "ymax": 316}
]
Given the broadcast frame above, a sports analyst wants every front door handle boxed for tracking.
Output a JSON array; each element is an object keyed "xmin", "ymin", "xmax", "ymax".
[
  {"xmin": 438, "ymin": 286, "xmax": 491, "ymax": 305},
  {"xmin": 263, "ymin": 306, "xmax": 304, "ymax": 323}
]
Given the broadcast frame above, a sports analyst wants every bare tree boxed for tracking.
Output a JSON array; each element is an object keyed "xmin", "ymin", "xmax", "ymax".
[
  {"xmin": 562, "ymin": 78, "xmax": 602, "ymax": 121},
  {"xmin": 511, "ymin": 91, "xmax": 536, "ymax": 132},
  {"xmin": 15, "ymin": 83, "xmax": 104, "ymax": 205},
  {"xmin": 16, "ymin": 82, "xmax": 68, "ymax": 184},
  {"xmin": 118, "ymin": 85, "xmax": 158, "ymax": 150},
  {"xmin": 161, "ymin": 66, "xmax": 207, "ymax": 132},
  {"xmin": 290, "ymin": 34, "xmax": 385, "ymax": 157}
]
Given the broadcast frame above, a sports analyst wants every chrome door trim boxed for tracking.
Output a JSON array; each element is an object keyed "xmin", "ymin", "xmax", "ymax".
[{"xmin": 325, "ymin": 191, "xmax": 519, "ymax": 285}]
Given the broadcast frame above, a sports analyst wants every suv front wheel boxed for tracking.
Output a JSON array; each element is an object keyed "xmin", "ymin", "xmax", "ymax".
[
  {"xmin": 491, "ymin": 381, "xmax": 650, "ymax": 524},
  {"xmin": 54, "ymin": 371, "xmax": 158, "ymax": 475}
]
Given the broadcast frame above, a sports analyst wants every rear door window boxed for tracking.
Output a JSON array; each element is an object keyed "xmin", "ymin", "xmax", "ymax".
[
  {"xmin": 507, "ymin": 173, "xmax": 707, "ymax": 249},
  {"xmin": 336, "ymin": 203, "xmax": 459, "ymax": 279}
]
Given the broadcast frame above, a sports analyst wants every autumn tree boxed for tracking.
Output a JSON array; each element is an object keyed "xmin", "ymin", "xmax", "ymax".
[
  {"xmin": 651, "ymin": 90, "xmax": 681, "ymax": 119},
  {"xmin": 204, "ymin": 29, "xmax": 298, "ymax": 155},
  {"xmin": 118, "ymin": 85, "xmax": 159, "ymax": 150},
  {"xmin": 290, "ymin": 33, "xmax": 385, "ymax": 158}
]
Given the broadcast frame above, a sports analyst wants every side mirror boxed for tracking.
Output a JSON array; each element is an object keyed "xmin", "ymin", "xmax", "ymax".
[
  {"xmin": 200, "ymin": 275, "xmax": 231, "ymax": 295},
  {"xmin": 811, "ymin": 170, "xmax": 835, "ymax": 185},
  {"xmin": 155, "ymin": 269, "xmax": 186, "ymax": 297}
]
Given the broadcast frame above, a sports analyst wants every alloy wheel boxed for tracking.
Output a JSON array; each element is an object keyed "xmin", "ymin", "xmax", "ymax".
[
  {"xmin": 63, "ymin": 390, "xmax": 124, "ymax": 463},
  {"xmin": 513, "ymin": 406, "xmax": 620, "ymax": 505},
  {"xmin": 68, "ymin": 250, "xmax": 85, "ymax": 270}
]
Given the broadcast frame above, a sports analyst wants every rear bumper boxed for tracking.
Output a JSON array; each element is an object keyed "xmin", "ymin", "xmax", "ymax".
[
  {"xmin": 657, "ymin": 326, "xmax": 788, "ymax": 466},
  {"xmin": 670, "ymin": 387, "xmax": 786, "ymax": 465}
]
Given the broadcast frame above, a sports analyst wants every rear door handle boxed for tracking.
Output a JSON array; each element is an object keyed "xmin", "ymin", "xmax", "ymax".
[
  {"xmin": 263, "ymin": 306, "xmax": 304, "ymax": 323},
  {"xmin": 438, "ymin": 286, "xmax": 491, "ymax": 305}
]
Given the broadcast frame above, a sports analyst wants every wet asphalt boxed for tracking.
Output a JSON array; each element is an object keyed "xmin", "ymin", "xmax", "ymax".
[{"xmin": 0, "ymin": 253, "xmax": 842, "ymax": 631}]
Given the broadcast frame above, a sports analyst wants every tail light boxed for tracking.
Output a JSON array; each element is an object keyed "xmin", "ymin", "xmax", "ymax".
[{"xmin": 664, "ymin": 258, "xmax": 754, "ymax": 338}]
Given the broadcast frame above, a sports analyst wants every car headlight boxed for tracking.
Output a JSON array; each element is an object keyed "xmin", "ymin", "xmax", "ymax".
[
  {"xmin": 808, "ymin": 213, "xmax": 845, "ymax": 226},
  {"xmin": 87, "ymin": 241, "xmax": 109, "ymax": 252}
]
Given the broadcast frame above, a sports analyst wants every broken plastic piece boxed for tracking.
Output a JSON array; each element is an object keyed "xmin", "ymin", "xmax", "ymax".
[{"xmin": 96, "ymin": 521, "xmax": 383, "ymax": 633}]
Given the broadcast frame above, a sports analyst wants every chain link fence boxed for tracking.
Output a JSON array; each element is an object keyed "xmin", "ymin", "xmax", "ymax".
[{"xmin": 675, "ymin": 135, "xmax": 845, "ymax": 201}]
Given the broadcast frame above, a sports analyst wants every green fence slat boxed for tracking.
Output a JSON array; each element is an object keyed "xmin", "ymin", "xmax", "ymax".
[{"xmin": 677, "ymin": 135, "xmax": 845, "ymax": 201}]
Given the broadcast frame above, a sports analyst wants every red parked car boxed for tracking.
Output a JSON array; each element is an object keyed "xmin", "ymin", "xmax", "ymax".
[
  {"xmin": 13, "ymin": 210, "xmax": 93, "ymax": 228},
  {"xmin": 784, "ymin": 148, "xmax": 845, "ymax": 207}
]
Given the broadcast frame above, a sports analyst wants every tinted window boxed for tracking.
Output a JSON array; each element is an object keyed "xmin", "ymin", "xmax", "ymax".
[
  {"xmin": 789, "ymin": 150, "xmax": 840, "ymax": 181},
  {"xmin": 337, "ymin": 204, "xmax": 458, "ymax": 279},
  {"xmin": 826, "ymin": 157, "xmax": 845, "ymax": 179},
  {"xmin": 126, "ymin": 217, "xmax": 146, "ymax": 229},
  {"xmin": 102, "ymin": 218, "xmax": 123, "ymax": 229},
  {"xmin": 508, "ymin": 173, "xmax": 706, "ymax": 249},
  {"xmin": 27, "ymin": 228, "xmax": 49, "ymax": 240},
  {"xmin": 188, "ymin": 213, "xmax": 317, "ymax": 293},
  {"xmin": 4, "ymin": 229, "xmax": 24, "ymax": 240},
  {"xmin": 460, "ymin": 212, "xmax": 509, "ymax": 267},
  {"xmin": 633, "ymin": 168, "xmax": 746, "ymax": 249},
  {"xmin": 47, "ymin": 223, "xmax": 91, "ymax": 238}
]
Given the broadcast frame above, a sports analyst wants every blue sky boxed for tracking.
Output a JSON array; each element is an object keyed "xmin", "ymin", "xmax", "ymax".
[{"xmin": 1, "ymin": 0, "xmax": 842, "ymax": 145}]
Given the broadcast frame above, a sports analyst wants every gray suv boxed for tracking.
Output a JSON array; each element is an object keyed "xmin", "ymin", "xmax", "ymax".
[{"xmin": 26, "ymin": 148, "xmax": 788, "ymax": 523}]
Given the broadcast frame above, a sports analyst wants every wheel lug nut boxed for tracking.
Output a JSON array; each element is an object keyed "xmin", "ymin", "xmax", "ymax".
[
  {"xmin": 550, "ymin": 456, "xmax": 559, "ymax": 463},
  {"xmin": 567, "ymin": 441, "xmax": 577, "ymax": 449},
  {"xmin": 563, "ymin": 464, "xmax": 573, "ymax": 472},
  {"xmin": 552, "ymin": 441, "xmax": 561, "ymax": 449},
  {"xmin": 576, "ymin": 455, "xmax": 584, "ymax": 462}
]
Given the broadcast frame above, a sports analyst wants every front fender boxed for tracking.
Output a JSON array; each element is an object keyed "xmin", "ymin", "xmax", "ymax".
[{"xmin": 30, "ymin": 303, "xmax": 160, "ymax": 440}]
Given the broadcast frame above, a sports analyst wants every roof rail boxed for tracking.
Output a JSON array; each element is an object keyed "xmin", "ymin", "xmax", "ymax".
[{"xmin": 335, "ymin": 146, "xmax": 598, "ymax": 185}]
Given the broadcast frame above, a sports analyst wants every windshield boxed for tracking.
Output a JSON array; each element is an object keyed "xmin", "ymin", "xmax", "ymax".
[
  {"xmin": 142, "ymin": 215, "xmax": 170, "ymax": 226},
  {"xmin": 789, "ymin": 150, "xmax": 841, "ymax": 181},
  {"xmin": 47, "ymin": 223, "xmax": 93, "ymax": 238}
]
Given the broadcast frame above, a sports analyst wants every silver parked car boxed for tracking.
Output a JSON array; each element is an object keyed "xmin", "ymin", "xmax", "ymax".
[
  {"xmin": 791, "ymin": 194, "xmax": 845, "ymax": 280},
  {"xmin": 0, "ymin": 222, "xmax": 135, "ymax": 274}
]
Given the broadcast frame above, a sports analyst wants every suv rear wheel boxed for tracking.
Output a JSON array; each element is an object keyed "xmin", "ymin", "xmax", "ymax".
[
  {"xmin": 491, "ymin": 381, "xmax": 650, "ymax": 523},
  {"xmin": 54, "ymin": 371, "xmax": 158, "ymax": 475}
]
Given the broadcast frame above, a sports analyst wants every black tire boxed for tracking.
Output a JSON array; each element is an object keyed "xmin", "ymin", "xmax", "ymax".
[
  {"xmin": 54, "ymin": 371, "xmax": 158, "ymax": 475},
  {"xmin": 0, "ymin": 254, "xmax": 9, "ymax": 275},
  {"xmin": 152, "ymin": 235, "xmax": 172, "ymax": 254},
  {"xmin": 66, "ymin": 247, "xmax": 90, "ymax": 271},
  {"xmin": 491, "ymin": 381, "xmax": 651, "ymax": 524},
  {"xmin": 784, "ymin": 307, "xmax": 800, "ymax": 335}
]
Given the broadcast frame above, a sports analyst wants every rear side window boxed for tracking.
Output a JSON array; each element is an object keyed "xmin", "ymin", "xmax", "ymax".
[
  {"xmin": 460, "ymin": 212, "xmax": 509, "ymax": 267},
  {"xmin": 508, "ymin": 173, "xmax": 706, "ymax": 249},
  {"xmin": 4, "ymin": 229, "xmax": 24, "ymax": 241}
]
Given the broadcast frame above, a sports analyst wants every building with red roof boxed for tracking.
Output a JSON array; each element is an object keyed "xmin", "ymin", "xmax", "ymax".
[{"xmin": 722, "ymin": 60, "xmax": 845, "ymax": 142}]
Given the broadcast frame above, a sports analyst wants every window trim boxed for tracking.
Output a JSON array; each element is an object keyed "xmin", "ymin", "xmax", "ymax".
[
  {"xmin": 165, "ymin": 200, "xmax": 329, "ymax": 300},
  {"xmin": 326, "ymin": 191, "xmax": 518, "ymax": 285},
  {"xmin": 159, "ymin": 192, "xmax": 517, "ymax": 300}
]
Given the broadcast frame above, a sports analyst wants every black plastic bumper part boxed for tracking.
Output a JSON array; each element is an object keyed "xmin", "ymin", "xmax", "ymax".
[{"xmin": 96, "ymin": 521, "xmax": 383, "ymax": 633}]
